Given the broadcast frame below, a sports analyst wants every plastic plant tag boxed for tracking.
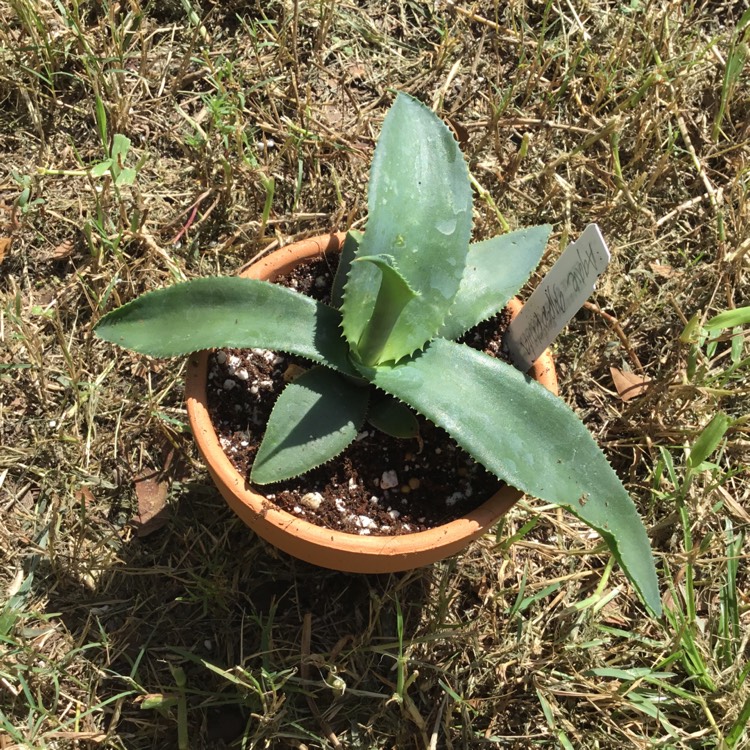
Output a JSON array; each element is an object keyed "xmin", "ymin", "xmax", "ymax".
[{"xmin": 506, "ymin": 223, "xmax": 611, "ymax": 371}]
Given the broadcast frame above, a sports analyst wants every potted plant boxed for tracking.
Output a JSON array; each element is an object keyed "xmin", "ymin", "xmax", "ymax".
[{"xmin": 95, "ymin": 94, "xmax": 660, "ymax": 615}]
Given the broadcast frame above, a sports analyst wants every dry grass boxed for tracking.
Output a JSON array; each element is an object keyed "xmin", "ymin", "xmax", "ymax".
[{"xmin": 1, "ymin": 0, "xmax": 749, "ymax": 748}]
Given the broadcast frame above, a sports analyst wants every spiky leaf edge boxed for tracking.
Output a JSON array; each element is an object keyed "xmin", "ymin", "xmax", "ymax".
[
  {"xmin": 340, "ymin": 93, "xmax": 473, "ymax": 363},
  {"xmin": 251, "ymin": 366, "xmax": 370, "ymax": 484},
  {"xmin": 438, "ymin": 225, "xmax": 552, "ymax": 341},
  {"xmin": 363, "ymin": 339, "xmax": 662, "ymax": 616},
  {"xmin": 330, "ymin": 230, "xmax": 362, "ymax": 309},
  {"xmin": 94, "ymin": 277, "xmax": 358, "ymax": 377},
  {"xmin": 351, "ymin": 254, "xmax": 420, "ymax": 366}
]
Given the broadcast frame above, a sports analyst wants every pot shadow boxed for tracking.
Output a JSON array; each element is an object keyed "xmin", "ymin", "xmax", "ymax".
[{"xmin": 44, "ymin": 477, "xmax": 453, "ymax": 749}]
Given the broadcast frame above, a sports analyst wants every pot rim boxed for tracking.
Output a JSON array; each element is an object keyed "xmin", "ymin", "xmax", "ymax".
[{"xmin": 185, "ymin": 232, "xmax": 559, "ymax": 566}]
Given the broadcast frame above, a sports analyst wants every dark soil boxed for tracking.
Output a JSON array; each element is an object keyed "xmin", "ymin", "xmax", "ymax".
[{"xmin": 206, "ymin": 255, "xmax": 515, "ymax": 536}]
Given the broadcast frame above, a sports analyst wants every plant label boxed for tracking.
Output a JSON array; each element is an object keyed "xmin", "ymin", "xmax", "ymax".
[{"xmin": 506, "ymin": 223, "xmax": 611, "ymax": 371}]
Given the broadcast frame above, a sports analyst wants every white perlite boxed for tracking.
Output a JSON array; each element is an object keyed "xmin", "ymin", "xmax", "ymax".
[
  {"xmin": 300, "ymin": 491, "xmax": 324, "ymax": 511},
  {"xmin": 446, "ymin": 491, "xmax": 464, "ymax": 507},
  {"xmin": 380, "ymin": 470, "xmax": 399, "ymax": 489},
  {"xmin": 355, "ymin": 515, "xmax": 377, "ymax": 530}
]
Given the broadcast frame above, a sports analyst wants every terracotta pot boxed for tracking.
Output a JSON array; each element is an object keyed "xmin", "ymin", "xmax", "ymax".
[{"xmin": 185, "ymin": 233, "xmax": 558, "ymax": 573}]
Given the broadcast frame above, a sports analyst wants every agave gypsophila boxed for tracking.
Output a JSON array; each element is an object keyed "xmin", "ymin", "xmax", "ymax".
[{"xmin": 95, "ymin": 94, "xmax": 661, "ymax": 615}]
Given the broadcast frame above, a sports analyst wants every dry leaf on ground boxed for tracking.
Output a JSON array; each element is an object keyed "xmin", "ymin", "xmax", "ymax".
[
  {"xmin": 0, "ymin": 236, "xmax": 11, "ymax": 264},
  {"xmin": 715, "ymin": 485, "xmax": 750, "ymax": 524},
  {"xmin": 346, "ymin": 63, "xmax": 367, "ymax": 80},
  {"xmin": 130, "ymin": 357, "xmax": 165, "ymax": 379},
  {"xmin": 75, "ymin": 487, "xmax": 96, "ymax": 506},
  {"xmin": 649, "ymin": 262, "xmax": 680, "ymax": 278},
  {"xmin": 610, "ymin": 367, "xmax": 651, "ymax": 401},
  {"xmin": 51, "ymin": 239, "xmax": 74, "ymax": 260},
  {"xmin": 132, "ymin": 469, "xmax": 170, "ymax": 537},
  {"xmin": 446, "ymin": 117, "xmax": 470, "ymax": 149}
]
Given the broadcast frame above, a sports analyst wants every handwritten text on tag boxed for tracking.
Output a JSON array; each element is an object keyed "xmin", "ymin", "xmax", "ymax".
[{"xmin": 506, "ymin": 224, "xmax": 611, "ymax": 372}]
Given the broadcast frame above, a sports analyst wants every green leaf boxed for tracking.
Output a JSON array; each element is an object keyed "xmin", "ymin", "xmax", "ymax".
[
  {"xmin": 687, "ymin": 412, "xmax": 730, "ymax": 471},
  {"xmin": 341, "ymin": 93, "xmax": 472, "ymax": 363},
  {"xmin": 367, "ymin": 392, "xmax": 420, "ymax": 438},
  {"xmin": 115, "ymin": 167, "xmax": 137, "ymax": 186},
  {"xmin": 94, "ymin": 277, "xmax": 356, "ymax": 375},
  {"xmin": 726, "ymin": 692, "xmax": 750, "ymax": 748},
  {"xmin": 90, "ymin": 159, "xmax": 112, "ymax": 178},
  {"xmin": 331, "ymin": 230, "xmax": 361, "ymax": 309},
  {"xmin": 712, "ymin": 14, "xmax": 750, "ymax": 141},
  {"xmin": 438, "ymin": 225, "xmax": 551, "ymax": 341},
  {"xmin": 140, "ymin": 694, "xmax": 179, "ymax": 710},
  {"xmin": 251, "ymin": 366, "xmax": 369, "ymax": 484},
  {"xmin": 679, "ymin": 312, "xmax": 702, "ymax": 343},
  {"xmin": 704, "ymin": 306, "xmax": 750, "ymax": 330},
  {"xmin": 353, "ymin": 254, "xmax": 419, "ymax": 366},
  {"xmin": 94, "ymin": 94, "xmax": 108, "ymax": 148},
  {"xmin": 369, "ymin": 338, "xmax": 661, "ymax": 616},
  {"xmin": 111, "ymin": 133, "xmax": 131, "ymax": 161}
]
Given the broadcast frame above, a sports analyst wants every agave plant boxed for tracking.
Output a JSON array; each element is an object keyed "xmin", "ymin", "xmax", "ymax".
[{"xmin": 95, "ymin": 94, "xmax": 660, "ymax": 615}]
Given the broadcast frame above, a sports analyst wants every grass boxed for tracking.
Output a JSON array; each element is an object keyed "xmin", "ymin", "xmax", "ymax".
[{"xmin": 0, "ymin": 0, "xmax": 748, "ymax": 747}]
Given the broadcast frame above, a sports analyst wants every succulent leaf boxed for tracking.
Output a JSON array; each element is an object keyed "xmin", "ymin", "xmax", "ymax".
[
  {"xmin": 367, "ymin": 392, "xmax": 420, "ymax": 439},
  {"xmin": 94, "ymin": 277, "xmax": 357, "ymax": 375},
  {"xmin": 352, "ymin": 254, "xmax": 420, "ymax": 366},
  {"xmin": 331, "ymin": 230, "xmax": 362, "ymax": 309},
  {"xmin": 438, "ymin": 225, "xmax": 552, "ymax": 341},
  {"xmin": 251, "ymin": 366, "xmax": 370, "ymax": 484},
  {"xmin": 369, "ymin": 338, "xmax": 661, "ymax": 616},
  {"xmin": 341, "ymin": 93, "xmax": 472, "ymax": 363}
]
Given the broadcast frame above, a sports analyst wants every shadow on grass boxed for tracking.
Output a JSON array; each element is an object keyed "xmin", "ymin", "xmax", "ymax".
[{"xmin": 45, "ymin": 479, "xmax": 443, "ymax": 749}]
